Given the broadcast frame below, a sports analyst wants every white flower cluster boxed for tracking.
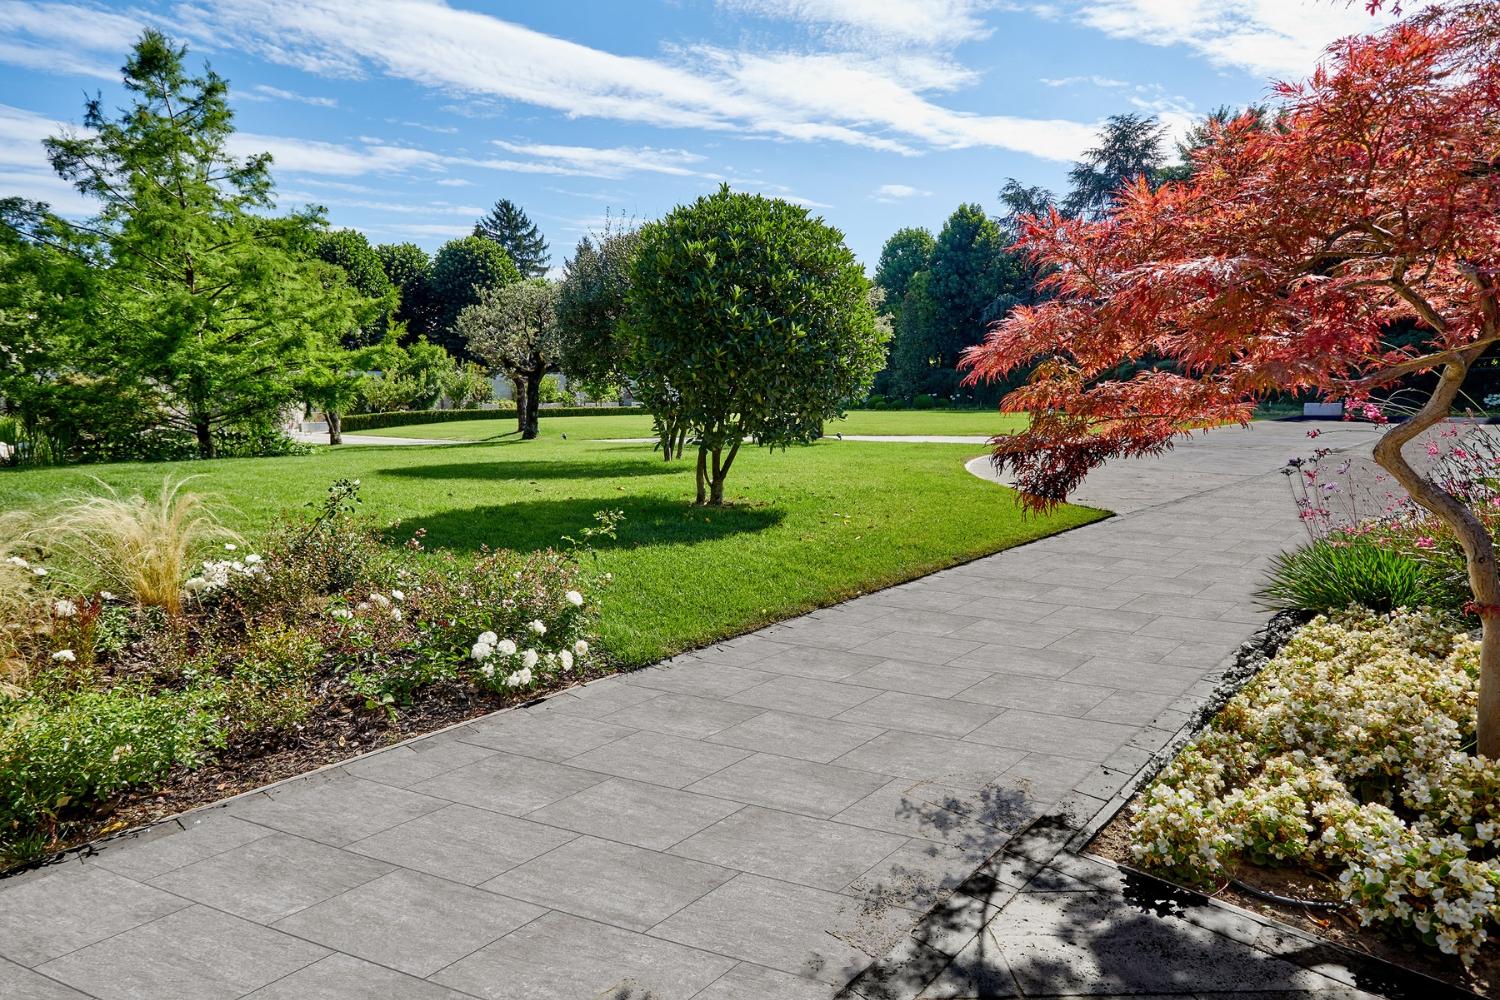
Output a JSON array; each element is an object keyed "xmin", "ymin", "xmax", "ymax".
[
  {"xmin": 469, "ymin": 629, "xmax": 589, "ymax": 691},
  {"xmin": 6, "ymin": 554, "xmax": 48, "ymax": 577},
  {"xmin": 184, "ymin": 550, "xmax": 266, "ymax": 597},
  {"xmin": 1128, "ymin": 610, "xmax": 1500, "ymax": 963}
]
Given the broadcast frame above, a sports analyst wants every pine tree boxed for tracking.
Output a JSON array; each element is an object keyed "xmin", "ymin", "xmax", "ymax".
[{"xmin": 473, "ymin": 199, "xmax": 549, "ymax": 278}]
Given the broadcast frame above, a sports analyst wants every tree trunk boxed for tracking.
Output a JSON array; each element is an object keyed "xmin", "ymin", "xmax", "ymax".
[
  {"xmin": 194, "ymin": 419, "xmax": 215, "ymax": 459},
  {"xmin": 523, "ymin": 371, "xmax": 542, "ymax": 440},
  {"xmin": 694, "ymin": 444, "xmax": 708, "ymax": 505},
  {"xmin": 1370, "ymin": 353, "xmax": 1500, "ymax": 758},
  {"xmin": 512, "ymin": 377, "xmax": 528, "ymax": 436},
  {"xmin": 327, "ymin": 410, "xmax": 342, "ymax": 446}
]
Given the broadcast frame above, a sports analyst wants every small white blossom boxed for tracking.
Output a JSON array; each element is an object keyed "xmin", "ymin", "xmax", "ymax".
[
  {"xmin": 478, "ymin": 631, "xmax": 498, "ymax": 646},
  {"xmin": 52, "ymin": 599, "xmax": 77, "ymax": 618},
  {"xmin": 558, "ymin": 649, "xmax": 574, "ymax": 672},
  {"xmin": 529, "ymin": 620, "xmax": 547, "ymax": 635},
  {"xmin": 224, "ymin": 543, "xmax": 237, "ymax": 552},
  {"xmin": 496, "ymin": 638, "xmax": 517, "ymax": 656},
  {"xmin": 573, "ymin": 640, "xmax": 589, "ymax": 657},
  {"xmin": 331, "ymin": 608, "xmax": 353, "ymax": 620},
  {"xmin": 522, "ymin": 649, "xmax": 539, "ymax": 670},
  {"xmin": 391, "ymin": 590, "xmax": 404, "ymax": 603},
  {"xmin": 565, "ymin": 590, "xmax": 584, "ymax": 607},
  {"xmin": 50, "ymin": 649, "xmax": 75, "ymax": 662},
  {"xmin": 471, "ymin": 642, "xmax": 495, "ymax": 662}
]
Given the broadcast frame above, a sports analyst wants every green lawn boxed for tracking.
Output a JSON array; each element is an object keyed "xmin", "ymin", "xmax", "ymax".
[
  {"xmin": 365, "ymin": 408, "xmax": 1028, "ymax": 442},
  {"xmin": 0, "ymin": 437, "xmax": 1104, "ymax": 666}
]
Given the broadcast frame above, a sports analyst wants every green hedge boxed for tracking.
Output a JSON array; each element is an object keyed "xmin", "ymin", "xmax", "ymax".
[{"xmin": 342, "ymin": 405, "xmax": 643, "ymax": 433}]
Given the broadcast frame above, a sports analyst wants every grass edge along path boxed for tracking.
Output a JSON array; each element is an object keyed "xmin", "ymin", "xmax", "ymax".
[{"xmin": 0, "ymin": 439, "xmax": 1107, "ymax": 667}]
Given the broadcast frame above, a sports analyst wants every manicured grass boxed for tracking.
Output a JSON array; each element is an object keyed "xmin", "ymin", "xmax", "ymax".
[
  {"xmin": 0, "ymin": 438, "xmax": 1104, "ymax": 666},
  {"xmin": 364, "ymin": 408, "xmax": 1028, "ymax": 442}
]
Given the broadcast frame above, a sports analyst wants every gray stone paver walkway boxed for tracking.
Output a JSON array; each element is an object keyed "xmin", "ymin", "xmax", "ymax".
[{"xmin": 0, "ymin": 421, "xmax": 1391, "ymax": 1000}]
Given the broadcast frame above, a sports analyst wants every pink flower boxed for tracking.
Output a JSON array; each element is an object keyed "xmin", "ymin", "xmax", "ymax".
[
  {"xmin": 1426, "ymin": 443, "xmax": 1441, "ymax": 456},
  {"xmin": 1306, "ymin": 428, "xmax": 1321, "ymax": 439},
  {"xmin": 1415, "ymin": 536, "xmax": 1437, "ymax": 549}
]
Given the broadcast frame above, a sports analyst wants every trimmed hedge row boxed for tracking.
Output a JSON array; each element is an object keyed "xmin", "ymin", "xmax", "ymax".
[{"xmin": 341, "ymin": 405, "xmax": 643, "ymax": 433}]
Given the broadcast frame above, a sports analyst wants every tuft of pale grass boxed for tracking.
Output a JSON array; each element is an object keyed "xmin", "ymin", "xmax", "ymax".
[
  {"xmin": 0, "ymin": 512, "xmax": 43, "ymax": 692},
  {"xmin": 44, "ymin": 477, "xmax": 237, "ymax": 616}
]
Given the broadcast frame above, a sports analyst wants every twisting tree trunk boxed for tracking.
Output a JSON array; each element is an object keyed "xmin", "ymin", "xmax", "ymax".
[
  {"xmin": 512, "ymin": 377, "xmax": 528, "ymax": 437},
  {"xmin": 326, "ymin": 410, "xmax": 342, "ymax": 446},
  {"xmin": 1371, "ymin": 350, "xmax": 1500, "ymax": 758},
  {"xmin": 523, "ymin": 370, "xmax": 542, "ymax": 440}
]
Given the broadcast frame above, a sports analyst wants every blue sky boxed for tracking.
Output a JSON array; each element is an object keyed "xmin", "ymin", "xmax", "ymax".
[{"xmin": 0, "ymin": 1, "xmax": 1404, "ymax": 269}]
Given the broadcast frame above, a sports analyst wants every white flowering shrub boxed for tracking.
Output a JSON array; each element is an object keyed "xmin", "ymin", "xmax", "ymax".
[{"xmin": 1129, "ymin": 610, "xmax": 1500, "ymax": 963}]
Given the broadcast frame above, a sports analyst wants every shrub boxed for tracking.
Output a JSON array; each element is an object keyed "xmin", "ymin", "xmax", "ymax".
[
  {"xmin": 1258, "ymin": 538, "xmax": 1440, "ymax": 614},
  {"xmin": 623, "ymin": 185, "xmax": 886, "ymax": 504},
  {"xmin": 0, "ymin": 684, "xmax": 223, "ymax": 861},
  {"xmin": 1129, "ymin": 610, "xmax": 1500, "ymax": 963},
  {"xmin": 42, "ymin": 477, "xmax": 237, "ymax": 616}
]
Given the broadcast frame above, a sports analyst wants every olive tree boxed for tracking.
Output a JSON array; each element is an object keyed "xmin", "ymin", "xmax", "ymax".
[
  {"xmin": 622, "ymin": 186, "xmax": 885, "ymax": 505},
  {"xmin": 458, "ymin": 278, "xmax": 562, "ymax": 440}
]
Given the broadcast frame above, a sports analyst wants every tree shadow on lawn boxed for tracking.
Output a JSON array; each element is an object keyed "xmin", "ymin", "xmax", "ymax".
[
  {"xmin": 378, "ymin": 456, "xmax": 679, "ymax": 482},
  {"xmin": 396, "ymin": 494, "xmax": 785, "ymax": 554}
]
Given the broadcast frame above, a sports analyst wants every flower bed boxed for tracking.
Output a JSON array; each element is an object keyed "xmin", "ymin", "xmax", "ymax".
[
  {"xmin": 1096, "ymin": 609, "xmax": 1498, "ymax": 993},
  {"xmin": 0, "ymin": 479, "xmax": 609, "ymax": 870}
]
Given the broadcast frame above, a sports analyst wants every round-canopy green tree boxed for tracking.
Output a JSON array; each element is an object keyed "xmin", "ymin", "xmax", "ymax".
[
  {"xmin": 458, "ymin": 278, "xmax": 562, "ymax": 440},
  {"xmin": 429, "ymin": 235, "xmax": 520, "ymax": 358},
  {"xmin": 622, "ymin": 186, "xmax": 885, "ymax": 505}
]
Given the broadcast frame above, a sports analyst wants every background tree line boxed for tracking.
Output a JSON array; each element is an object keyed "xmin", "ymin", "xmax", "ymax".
[{"xmin": 871, "ymin": 107, "xmax": 1264, "ymax": 406}]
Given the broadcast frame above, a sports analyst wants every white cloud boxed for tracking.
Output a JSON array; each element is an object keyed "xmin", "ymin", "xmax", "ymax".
[
  {"xmin": 243, "ymin": 84, "xmax": 338, "ymax": 108},
  {"xmin": 718, "ymin": 0, "xmax": 994, "ymax": 47},
  {"xmin": 433, "ymin": 177, "xmax": 472, "ymax": 186},
  {"xmin": 490, "ymin": 140, "xmax": 707, "ymax": 179},
  {"xmin": 1070, "ymin": 0, "xmax": 1416, "ymax": 79},
  {"xmin": 0, "ymin": 3, "xmax": 144, "ymax": 79},
  {"xmin": 874, "ymin": 183, "xmax": 933, "ymax": 200},
  {"xmin": 170, "ymin": 0, "xmax": 1097, "ymax": 161},
  {"xmin": 0, "ymin": 104, "xmax": 96, "ymax": 214},
  {"xmin": 228, "ymin": 133, "xmax": 451, "ymax": 175},
  {"xmin": 1041, "ymin": 74, "xmax": 1130, "ymax": 89}
]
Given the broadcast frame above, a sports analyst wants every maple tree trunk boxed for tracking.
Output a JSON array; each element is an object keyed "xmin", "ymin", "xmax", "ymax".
[{"xmin": 1370, "ymin": 354, "xmax": 1500, "ymax": 759}]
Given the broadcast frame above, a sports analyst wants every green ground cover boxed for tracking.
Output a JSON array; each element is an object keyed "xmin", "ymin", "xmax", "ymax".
[
  {"xmin": 0, "ymin": 438, "xmax": 1102, "ymax": 666},
  {"xmin": 363, "ymin": 408, "xmax": 1029, "ymax": 442}
]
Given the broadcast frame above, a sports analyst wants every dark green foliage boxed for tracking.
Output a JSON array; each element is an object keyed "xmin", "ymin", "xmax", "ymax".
[
  {"xmin": 558, "ymin": 221, "xmax": 641, "ymax": 395},
  {"xmin": 623, "ymin": 185, "xmax": 885, "ymax": 504},
  {"xmin": 1063, "ymin": 113, "xmax": 1168, "ymax": 219},
  {"xmin": 376, "ymin": 242, "xmax": 437, "ymax": 342},
  {"xmin": 474, "ymin": 198, "xmax": 550, "ymax": 278},
  {"xmin": 314, "ymin": 230, "xmax": 397, "ymax": 345},
  {"xmin": 997, "ymin": 179, "xmax": 1057, "ymax": 236},
  {"xmin": 873, "ymin": 227, "xmax": 934, "ymax": 318},
  {"xmin": 428, "ymin": 236, "xmax": 521, "ymax": 358},
  {"xmin": 1259, "ymin": 539, "xmax": 1449, "ymax": 615},
  {"xmin": 888, "ymin": 204, "xmax": 1022, "ymax": 401}
]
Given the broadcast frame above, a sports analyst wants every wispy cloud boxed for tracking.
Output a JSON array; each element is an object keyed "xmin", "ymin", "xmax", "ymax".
[
  {"xmin": 0, "ymin": 2, "xmax": 143, "ymax": 79},
  {"xmin": 1067, "ymin": 0, "xmax": 1412, "ymax": 79},
  {"xmin": 242, "ymin": 84, "xmax": 338, "ymax": 108},
  {"xmin": 0, "ymin": 103, "xmax": 95, "ymax": 214},
  {"xmin": 1040, "ymin": 74, "xmax": 1130, "ymax": 89},
  {"xmin": 170, "ymin": 0, "xmax": 1098, "ymax": 161},
  {"xmin": 873, "ymin": 183, "xmax": 933, "ymax": 201},
  {"xmin": 718, "ymin": 0, "xmax": 995, "ymax": 48},
  {"xmin": 490, "ymin": 140, "xmax": 707, "ymax": 179}
]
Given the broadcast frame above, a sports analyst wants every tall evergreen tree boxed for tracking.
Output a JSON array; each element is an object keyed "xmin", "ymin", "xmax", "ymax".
[
  {"xmin": 11, "ymin": 31, "xmax": 369, "ymax": 459},
  {"xmin": 1063, "ymin": 113, "xmax": 1168, "ymax": 220},
  {"xmin": 473, "ymin": 199, "xmax": 549, "ymax": 278},
  {"xmin": 873, "ymin": 227, "xmax": 934, "ymax": 322}
]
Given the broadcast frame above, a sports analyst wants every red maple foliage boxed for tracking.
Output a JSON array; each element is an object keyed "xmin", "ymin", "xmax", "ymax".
[{"xmin": 959, "ymin": 2, "xmax": 1500, "ymax": 753}]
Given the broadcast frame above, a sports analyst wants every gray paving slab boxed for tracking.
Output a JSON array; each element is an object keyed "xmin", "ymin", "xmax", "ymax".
[{"xmin": 10, "ymin": 421, "xmax": 1390, "ymax": 998}]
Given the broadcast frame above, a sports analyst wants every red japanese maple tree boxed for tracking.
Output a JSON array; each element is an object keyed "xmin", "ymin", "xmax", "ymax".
[{"xmin": 959, "ymin": 3, "xmax": 1500, "ymax": 755}]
